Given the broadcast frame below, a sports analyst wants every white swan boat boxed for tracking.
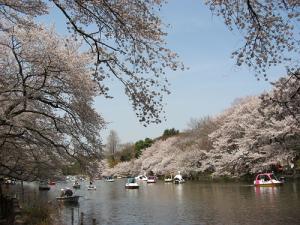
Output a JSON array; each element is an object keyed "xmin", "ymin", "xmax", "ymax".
[
  {"xmin": 135, "ymin": 175, "xmax": 148, "ymax": 181},
  {"xmin": 174, "ymin": 172, "xmax": 185, "ymax": 184}
]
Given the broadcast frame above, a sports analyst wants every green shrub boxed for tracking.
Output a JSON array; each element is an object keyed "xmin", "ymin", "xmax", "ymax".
[{"xmin": 162, "ymin": 128, "xmax": 179, "ymax": 139}]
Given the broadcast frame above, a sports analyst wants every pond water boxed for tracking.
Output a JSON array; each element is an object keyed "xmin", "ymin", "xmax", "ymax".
[{"xmin": 5, "ymin": 179, "xmax": 300, "ymax": 225}]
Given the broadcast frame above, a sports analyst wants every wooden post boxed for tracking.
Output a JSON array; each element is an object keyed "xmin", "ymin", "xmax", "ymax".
[
  {"xmin": 71, "ymin": 208, "xmax": 74, "ymax": 225},
  {"xmin": 80, "ymin": 212, "xmax": 84, "ymax": 225},
  {"xmin": 21, "ymin": 180, "xmax": 24, "ymax": 203},
  {"xmin": 92, "ymin": 218, "xmax": 96, "ymax": 225},
  {"xmin": 0, "ymin": 181, "xmax": 2, "ymax": 196}
]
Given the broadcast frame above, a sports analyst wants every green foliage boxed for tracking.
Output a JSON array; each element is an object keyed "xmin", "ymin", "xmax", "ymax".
[
  {"xmin": 162, "ymin": 128, "xmax": 179, "ymax": 139},
  {"xmin": 134, "ymin": 138, "xmax": 153, "ymax": 158}
]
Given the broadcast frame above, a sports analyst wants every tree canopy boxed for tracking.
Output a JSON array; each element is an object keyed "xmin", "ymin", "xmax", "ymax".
[
  {"xmin": 162, "ymin": 128, "xmax": 179, "ymax": 139},
  {"xmin": 0, "ymin": 0, "xmax": 182, "ymax": 180},
  {"xmin": 0, "ymin": 0, "xmax": 183, "ymax": 125},
  {"xmin": 103, "ymin": 76, "xmax": 300, "ymax": 177},
  {"xmin": 0, "ymin": 26, "xmax": 104, "ymax": 180},
  {"xmin": 205, "ymin": 1, "xmax": 300, "ymax": 124},
  {"xmin": 206, "ymin": 1, "xmax": 300, "ymax": 79},
  {"xmin": 135, "ymin": 138, "xmax": 154, "ymax": 158}
]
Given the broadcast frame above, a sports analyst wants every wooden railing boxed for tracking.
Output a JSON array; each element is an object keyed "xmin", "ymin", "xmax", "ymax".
[{"xmin": 0, "ymin": 195, "xmax": 24, "ymax": 225}]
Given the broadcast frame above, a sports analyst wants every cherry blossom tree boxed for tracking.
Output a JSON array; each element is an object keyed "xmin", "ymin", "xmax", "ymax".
[
  {"xmin": 205, "ymin": 1, "xmax": 300, "ymax": 128},
  {"xmin": 0, "ymin": 0, "xmax": 183, "ymax": 125},
  {"xmin": 0, "ymin": 1, "xmax": 184, "ymax": 180},
  {"xmin": 260, "ymin": 75, "xmax": 300, "ymax": 151},
  {"xmin": 0, "ymin": 26, "xmax": 104, "ymax": 180},
  {"xmin": 103, "ymin": 88, "xmax": 300, "ymax": 178},
  {"xmin": 209, "ymin": 92, "xmax": 299, "ymax": 176},
  {"xmin": 206, "ymin": 1, "xmax": 300, "ymax": 79}
]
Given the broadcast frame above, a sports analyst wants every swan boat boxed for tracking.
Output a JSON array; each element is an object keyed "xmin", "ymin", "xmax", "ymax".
[
  {"xmin": 254, "ymin": 173, "xmax": 283, "ymax": 187},
  {"xmin": 125, "ymin": 178, "xmax": 139, "ymax": 189},
  {"xmin": 135, "ymin": 175, "xmax": 148, "ymax": 181},
  {"xmin": 147, "ymin": 176, "xmax": 157, "ymax": 183},
  {"xmin": 174, "ymin": 172, "xmax": 185, "ymax": 184}
]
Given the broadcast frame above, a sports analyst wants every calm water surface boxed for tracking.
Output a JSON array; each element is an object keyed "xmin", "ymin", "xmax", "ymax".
[{"xmin": 9, "ymin": 179, "xmax": 300, "ymax": 225}]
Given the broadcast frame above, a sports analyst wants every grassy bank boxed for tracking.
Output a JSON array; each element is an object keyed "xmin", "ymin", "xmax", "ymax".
[{"xmin": 22, "ymin": 200, "xmax": 59, "ymax": 225}]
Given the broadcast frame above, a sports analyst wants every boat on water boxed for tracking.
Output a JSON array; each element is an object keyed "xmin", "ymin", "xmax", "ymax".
[
  {"xmin": 174, "ymin": 172, "xmax": 185, "ymax": 184},
  {"xmin": 105, "ymin": 176, "xmax": 115, "ymax": 182},
  {"xmin": 254, "ymin": 173, "xmax": 284, "ymax": 187},
  {"xmin": 87, "ymin": 185, "xmax": 96, "ymax": 190},
  {"xmin": 56, "ymin": 195, "xmax": 80, "ymax": 203},
  {"xmin": 4, "ymin": 178, "xmax": 16, "ymax": 185},
  {"xmin": 87, "ymin": 180, "xmax": 96, "ymax": 190},
  {"xmin": 135, "ymin": 175, "xmax": 148, "ymax": 181},
  {"xmin": 125, "ymin": 178, "xmax": 139, "ymax": 189},
  {"xmin": 49, "ymin": 181, "xmax": 56, "ymax": 185},
  {"xmin": 56, "ymin": 188, "xmax": 80, "ymax": 203},
  {"xmin": 39, "ymin": 181, "xmax": 51, "ymax": 191},
  {"xmin": 147, "ymin": 176, "xmax": 157, "ymax": 183},
  {"xmin": 73, "ymin": 181, "xmax": 80, "ymax": 189},
  {"xmin": 164, "ymin": 175, "xmax": 173, "ymax": 182}
]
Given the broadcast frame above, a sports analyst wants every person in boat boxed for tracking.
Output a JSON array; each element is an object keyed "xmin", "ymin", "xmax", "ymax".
[
  {"xmin": 128, "ymin": 178, "xmax": 136, "ymax": 183},
  {"xmin": 60, "ymin": 188, "xmax": 73, "ymax": 197}
]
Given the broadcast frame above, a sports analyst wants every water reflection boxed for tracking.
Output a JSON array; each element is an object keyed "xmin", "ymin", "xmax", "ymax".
[
  {"xmin": 254, "ymin": 186, "xmax": 280, "ymax": 196},
  {"xmin": 174, "ymin": 183, "xmax": 183, "ymax": 202}
]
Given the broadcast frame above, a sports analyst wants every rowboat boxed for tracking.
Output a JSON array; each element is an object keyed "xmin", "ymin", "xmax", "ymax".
[
  {"xmin": 56, "ymin": 195, "xmax": 80, "ymax": 203},
  {"xmin": 87, "ymin": 185, "xmax": 96, "ymax": 190},
  {"xmin": 57, "ymin": 188, "xmax": 80, "ymax": 203}
]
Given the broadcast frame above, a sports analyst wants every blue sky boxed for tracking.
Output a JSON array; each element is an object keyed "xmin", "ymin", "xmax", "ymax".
[
  {"xmin": 95, "ymin": 0, "xmax": 285, "ymax": 144},
  {"xmin": 41, "ymin": 1, "xmax": 285, "ymax": 144}
]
